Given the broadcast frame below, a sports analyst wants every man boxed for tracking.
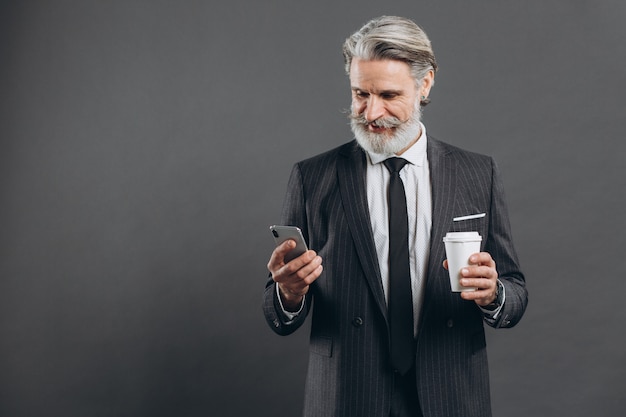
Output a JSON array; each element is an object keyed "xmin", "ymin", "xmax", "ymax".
[{"xmin": 263, "ymin": 16, "xmax": 528, "ymax": 417}]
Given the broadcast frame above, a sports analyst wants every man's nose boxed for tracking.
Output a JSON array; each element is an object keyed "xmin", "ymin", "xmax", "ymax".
[{"xmin": 364, "ymin": 96, "xmax": 385, "ymax": 122}]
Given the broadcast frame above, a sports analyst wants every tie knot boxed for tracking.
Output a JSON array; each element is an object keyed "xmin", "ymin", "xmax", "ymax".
[{"xmin": 383, "ymin": 157, "xmax": 408, "ymax": 175}]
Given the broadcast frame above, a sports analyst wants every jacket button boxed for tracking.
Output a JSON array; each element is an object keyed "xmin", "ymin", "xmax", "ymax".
[
  {"xmin": 352, "ymin": 317, "xmax": 364, "ymax": 327},
  {"xmin": 446, "ymin": 318, "xmax": 454, "ymax": 328}
]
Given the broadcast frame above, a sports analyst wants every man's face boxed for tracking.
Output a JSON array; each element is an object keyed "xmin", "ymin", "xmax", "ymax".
[{"xmin": 349, "ymin": 58, "xmax": 432, "ymax": 155}]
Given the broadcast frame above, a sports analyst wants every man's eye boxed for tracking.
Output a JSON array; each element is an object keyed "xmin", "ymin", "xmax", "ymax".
[
  {"xmin": 355, "ymin": 91, "xmax": 369, "ymax": 98},
  {"xmin": 381, "ymin": 93, "xmax": 397, "ymax": 99}
]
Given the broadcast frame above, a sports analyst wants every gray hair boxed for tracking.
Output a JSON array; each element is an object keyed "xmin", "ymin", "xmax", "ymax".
[{"xmin": 342, "ymin": 16, "xmax": 437, "ymax": 105}]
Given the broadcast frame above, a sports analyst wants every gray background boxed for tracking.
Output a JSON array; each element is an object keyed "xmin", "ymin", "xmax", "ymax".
[{"xmin": 1, "ymin": 1, "xmax": 625, "ymax": 416}]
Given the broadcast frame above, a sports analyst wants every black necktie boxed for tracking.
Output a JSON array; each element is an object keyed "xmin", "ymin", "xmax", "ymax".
[{"xmin": 383, "ymin": 157, "xmax": 414, "ymax": 375}]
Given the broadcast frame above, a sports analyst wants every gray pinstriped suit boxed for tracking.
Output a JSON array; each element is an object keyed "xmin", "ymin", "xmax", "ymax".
[{"xmin": 263, "ymin": 136, "xmax": 528, "ymax": 417}]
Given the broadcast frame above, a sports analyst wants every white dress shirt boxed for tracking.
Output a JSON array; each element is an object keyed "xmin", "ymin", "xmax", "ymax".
[{"xmin": 365, "ymin": 123, "xmax": 432, "ymax": 336}]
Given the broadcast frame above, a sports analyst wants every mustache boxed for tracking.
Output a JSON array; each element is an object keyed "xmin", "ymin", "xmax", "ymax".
[{"xmin": 348, "ymin": 113, "xmax": 404, "ymax": 129}]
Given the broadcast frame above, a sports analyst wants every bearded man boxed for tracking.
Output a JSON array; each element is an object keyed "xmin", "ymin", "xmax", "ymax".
[{"xmin": 263, "ymin": 16, "xmax": 528, "ymax": 417}]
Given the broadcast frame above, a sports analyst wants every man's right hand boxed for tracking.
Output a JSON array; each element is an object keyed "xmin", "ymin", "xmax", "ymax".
[{"xmin": 267, "ymin": 240, "xmax": 323, "ymax": 311}]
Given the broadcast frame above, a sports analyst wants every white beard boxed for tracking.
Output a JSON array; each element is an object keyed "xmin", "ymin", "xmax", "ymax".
[{"xmin": 350, "ymin": 103, "xmax": 422, "ymax": 155}]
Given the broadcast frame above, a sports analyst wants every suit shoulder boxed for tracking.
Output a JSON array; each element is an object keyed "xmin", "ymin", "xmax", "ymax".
[
  {"xmin": 295, "ymin": 140, "xmax": 361, "ymax": 170},
  {"xmin": 428, "ymin": 135, "xmax": 494, "ymax": 164}
]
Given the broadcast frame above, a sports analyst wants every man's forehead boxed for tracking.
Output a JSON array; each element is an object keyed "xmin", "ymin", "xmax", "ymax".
[{"xmin": 349, "ymin": 58, "xmax": 414, "ymax": 90}]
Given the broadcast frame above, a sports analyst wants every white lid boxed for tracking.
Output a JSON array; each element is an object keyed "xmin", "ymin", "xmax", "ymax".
[{"xmin": 443, "ymin": 231, "xmax": 482, "ymax": 242}]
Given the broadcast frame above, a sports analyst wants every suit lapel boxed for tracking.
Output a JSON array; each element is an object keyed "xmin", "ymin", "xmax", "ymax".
[
  {"xmin": 425, "ymin": 137, "xmax": 457, "ymax": 295},
  {"xmin": 337, "ymin": 142, "xmax": 389, "ymax": 321},
  {"xmin": 335, "ymin": 138, "xmax": 459, "ymax": 323}
]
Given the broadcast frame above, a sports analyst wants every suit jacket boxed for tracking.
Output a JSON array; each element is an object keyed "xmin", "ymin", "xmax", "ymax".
[{"xmin": 263, "ymin": 136, "xmax": 528, "ymax": 417}]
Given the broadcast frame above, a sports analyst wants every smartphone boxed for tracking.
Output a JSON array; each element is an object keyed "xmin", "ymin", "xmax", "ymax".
[{"xmin": 269, "ymin": 225, "xmax": 309, "ymax": 262}]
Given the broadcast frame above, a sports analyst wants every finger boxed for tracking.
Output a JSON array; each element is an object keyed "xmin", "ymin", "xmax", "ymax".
[
  {"xmin": 281, "ymin": 250, "xmax": 318, "ymax": 276},
  {"xmin": 279, "ymin": 263, "xmax": 323, "ymax": 296},
  {"xmin": 459, "ymin": 277, "xmax": 495, "ymax": 291},
  {"xmin": 267, "ymin": 240, "xmax": 296, "ymax": 271},
  {"xmin": 468, "ymin": 252, "xmax": 495, "ymax": 268},
  {"xmin": 460, "ymin": 288, "xmax": 493, "ymax": 302},
  {"xmin": 442, "ymin": 259, "xmax": 448, "ymax": 270},
  {"xmin": 274, "ymin": 251, "xmax": 319, "ymax": 286},
  {"xmin": 280, "ymin": 258, "xmax": 322, "ymax": 290},
  {"xmin": 460, "ymin": 285, "xmax": 497, "ymax": 306},
  {"xmin": 461, "ymin": 265, "xmax": 497, "ymax": 280},
  {"xmin": 293, "ymin": 256, "xmax": 323, "ymax": 282},
  {"xmin": 301, "ymin": 263, "xmax": 323, "ymax": 286}
]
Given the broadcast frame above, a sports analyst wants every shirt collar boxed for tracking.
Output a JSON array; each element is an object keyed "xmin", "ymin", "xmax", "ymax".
[{"xmin": 367, "ymin": 122, "xmax": 428, "ymax": 167}]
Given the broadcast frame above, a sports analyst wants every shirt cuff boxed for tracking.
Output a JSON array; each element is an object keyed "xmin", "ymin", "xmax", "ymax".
[{"xmin": 276, "ymin": 284, "xmax": 305, "ymax": 322}]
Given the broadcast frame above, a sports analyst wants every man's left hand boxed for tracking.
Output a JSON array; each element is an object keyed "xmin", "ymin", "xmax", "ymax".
[{"xmin": 443, "ymin": 252, "xmax": 498, "ymax": 307}]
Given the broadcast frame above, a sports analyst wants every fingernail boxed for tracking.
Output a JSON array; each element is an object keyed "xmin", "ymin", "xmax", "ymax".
[{"xmin": 461, "ymin": 268, "xmax": 468, "ymax": 276}]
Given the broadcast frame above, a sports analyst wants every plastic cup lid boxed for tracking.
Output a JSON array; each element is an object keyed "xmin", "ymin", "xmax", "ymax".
[{"xmin": 443, "ymin": 231, "xmax": 482, "ymax": 242}]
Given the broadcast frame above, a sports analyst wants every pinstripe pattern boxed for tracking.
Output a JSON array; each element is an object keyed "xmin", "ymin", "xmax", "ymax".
[{"xmin": 263, "ymin": 137, "xmax": 528, "ymax": 417}]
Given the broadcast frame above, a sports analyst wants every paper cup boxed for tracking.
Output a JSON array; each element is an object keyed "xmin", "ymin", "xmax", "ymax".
[{"xmin": 443, "ymin": 232, "xmax": 482, "ymax": 292}]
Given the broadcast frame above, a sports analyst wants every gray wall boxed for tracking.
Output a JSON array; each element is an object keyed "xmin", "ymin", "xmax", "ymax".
[{"xmin": 1, "ymin": 1, "xmax": 625, "ymax": 416}]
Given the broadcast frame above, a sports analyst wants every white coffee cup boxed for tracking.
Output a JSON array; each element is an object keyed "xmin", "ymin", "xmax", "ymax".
[{"xmin": 443, "ymin": 232, "xmax": 482, "ymax": 292}]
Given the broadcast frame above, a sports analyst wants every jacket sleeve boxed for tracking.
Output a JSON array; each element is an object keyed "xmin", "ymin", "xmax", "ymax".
[
  {"xmin": 262, "ymin": 163, "xmax": 313, "ymax": 335},
  {"xmin": 484, "ymin": 158, "xmax": 528, "ymax": 328},
  {"xmin": 263, "ymin": 278, "xmax": 312, "ymax": 336}
]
